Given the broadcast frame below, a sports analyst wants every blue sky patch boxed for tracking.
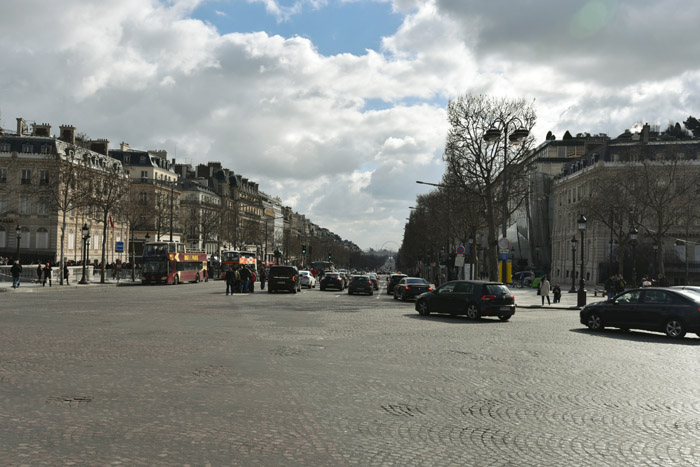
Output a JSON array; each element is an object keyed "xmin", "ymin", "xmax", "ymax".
[{"xmin": 192, "ymin": 0, "xmax": 404, "ymax": 57}]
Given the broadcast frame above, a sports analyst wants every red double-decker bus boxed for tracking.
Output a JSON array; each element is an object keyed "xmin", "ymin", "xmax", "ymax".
[
  {"xmin": 142, "ymin": 241, "xmax": 208, "ymax": 285},
  {"xmin": 219, "ymin": 250, "xmax": 256, "ymax": 279}
]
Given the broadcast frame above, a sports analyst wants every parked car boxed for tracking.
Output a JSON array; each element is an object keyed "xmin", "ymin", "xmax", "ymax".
[
  {"xmin": 394, "ymin": 277, "xmax": 433, "ymax": 301},
  {"xmin": 368, "ymin": 273, "xmax": 379, "ymax": 290},
  {"xmin": 320, "ymin": 272, "xmax": 345, "ymax": 291},
  {"xmin": 580, "ymin": 287, "xmax": 700, "ymax": 339},
  {"xmin": 267, "ymin": 265, "xmax": 302, "ymax": 293},
  {"xmin": 386, "ymin": 273, "xmax": 407, "ymax": 295},
  {"xmin": 299, "ymin": 270, "xmax": 316, "ymax": 288},
  {"xmin": 415, "ymin": 280, "xmax": 515, "ymax": 321},
  {"xmin": 348, "ymin": 275, "xmax": 374, "ymax": 295}
]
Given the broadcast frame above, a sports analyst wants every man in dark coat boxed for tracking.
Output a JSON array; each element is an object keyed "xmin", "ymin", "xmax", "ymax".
[
  {"xmin": 225, "ymin": 267, "xmax": 235, "ymax": 296},
  {"xmin": 11, "ymin": 260, "xmax": 22, "ymax": 288}
]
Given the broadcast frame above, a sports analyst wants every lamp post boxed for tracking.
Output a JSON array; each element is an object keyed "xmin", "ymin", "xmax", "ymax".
[
  {"xmin": 79, "ymin": 224, "xmax": 90, "ymax": 284},
  {"xmin": 483, "ymin": 120, "xmax": 530, "ymax": 285},
  {"xmin": 630, "ymin": 226, "xmax": 638, "ymax": 288},
  {"xmin": 577, "ymin": 215, "xmax": 587, "ymax": 307},
  {"xmin": 569, "ymin": 235, "xmax": 578, "ymax": 293},
  {"xmin": 15, "ymin": 225, "xmax": 21, "ymax": 263},
  {"xmin": 169, "ymin": 180, "xmax": 175, "ymax": 242}
]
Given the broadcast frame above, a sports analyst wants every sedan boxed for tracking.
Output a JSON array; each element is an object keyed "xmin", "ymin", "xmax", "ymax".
[
  {"xmin": 415, "ymin": 280, "xmax": 515, "ymax": 321},
  {"xmin": 299, "ymin": 270, "xmax": 316, "ymax": 288},
  {"xmin": 348, "ymin": 275, "xmax": 374, "ymax": 295},
  {"xmin": 320, "ymin": 272, "xmax": 344, "ymax": 291},
  {"xmin": 393, "ymin": 277, "xmax": 433, "ymax": 301},
  {"xmin": 580, "ymin": 287, "xmax": 700, "ymax": 339}
]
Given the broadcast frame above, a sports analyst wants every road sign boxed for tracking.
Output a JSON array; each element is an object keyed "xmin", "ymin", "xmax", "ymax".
[
  {"xmin": 456, "ymin": 245, "xmax": 465, "ymax": 255},
  {"xmin": 115, "ymin": 241, "xmax": 124, "ymax": 253},
  {"xmin": 454, "ymin": 255, "xmax": 465, "ymax": 267},
  {"xmin": 497, "ymin": 237, "xmax": 510, "ymax": 250}
]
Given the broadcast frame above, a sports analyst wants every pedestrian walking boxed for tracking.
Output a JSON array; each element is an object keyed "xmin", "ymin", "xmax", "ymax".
[
  {"xmin": 10, "ymin": 260, "xmax": 22, "ymax": 288},
  {"xmin": 64, "ymin": 264, "xmax": 70, "ymax": 285},
  {"xmin": 259, "ymin": 267, "xmax": 266, "ymax": 290},
  {"xmin": 233, "ymin": 266, "xmax": 241, "ymax": 294},
  {"xmin": 539, "ymin": 276, "xmax": 551, "ymax": 306},
  {"xmin": 614, "ymin": 274, "xmax": 626, "ymax": 295},
  {"xmin": 43, "ymin": 263, "xmax": 52, "ymax": 287},
  {"xmin": 36, "ymin": 264, "xmax": 43, "ymax": 283},
  {"xmin": 240, "ymin": 266, "xmax": 250, "ymax": 293},
  {"xmin": 605, "ymin": 275, "xmax": 615, "ymax": 299},
  {"xmin": 552, "ymin": 284, "xmax": 562, "ymax": 303},
  {"xmin": 225, "ymin": 266, "xmax": 235, "ymax": 295},
  {"xmin": 249, "ymin": 268, "xmax": 256, "ymax": 293}
]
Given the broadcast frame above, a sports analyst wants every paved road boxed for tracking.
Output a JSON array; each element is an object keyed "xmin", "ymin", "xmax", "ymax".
[{"xmin": 1, "ymin": 281, "xmax": 699, "ymax": 465}]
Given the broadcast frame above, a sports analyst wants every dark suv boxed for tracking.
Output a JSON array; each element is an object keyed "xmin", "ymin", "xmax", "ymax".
[
  {"xmin": 386, "ymin": 274, "xmax": 407, "ymax": 295},
  {"xmin": 267, "ymin": 266, "xmax": 301, "ymax": 293},
  {"xmin": 415, "ymin": 280, "xmax": 515, "ymax": 321}
]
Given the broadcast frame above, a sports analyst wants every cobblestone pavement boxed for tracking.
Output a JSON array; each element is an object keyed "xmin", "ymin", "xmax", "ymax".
[{"xmin": 1, "ymin": 281, "xmax": 699, "ymax": 466}]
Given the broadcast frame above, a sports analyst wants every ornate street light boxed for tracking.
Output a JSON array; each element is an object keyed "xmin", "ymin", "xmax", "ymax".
[
  {"xmin": 577, "ymin": 215, "xmax": 587, "ymax": 307},
  {"xmin": 483, "ymin": 119, "xmax": 529, "ymax": 284},
  {"xmin": 630, "ymin": 226, "xmax": 638, "ymax": 288},
  {"xmin": 569, "ymin": 236, "xmax": 578, "ymax": 293},
  {"xmin": 15, "ymin": 225, "xmax": 21, "ymax": 263},
  {"xmin": 79, "ymin": 224, "xmax": 90, "ymax": 284}
]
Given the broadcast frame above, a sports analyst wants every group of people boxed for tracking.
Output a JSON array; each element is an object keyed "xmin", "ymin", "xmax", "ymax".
[
  {"xmin": 604, "ymin": 274, "xmax": 627, "ymax": 299},
  {"xmin": 537, "ymin": 276, "xmax": 561, "ymax": 306},
  {"xmin": 224, "ymin": 265, "xmax": 266, "ymax": 295}
]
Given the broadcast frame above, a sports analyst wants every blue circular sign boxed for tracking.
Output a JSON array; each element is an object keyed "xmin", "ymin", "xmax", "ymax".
[{"xmin": 456, "ymin": 245, "xmax": 465, "ymax": 255}]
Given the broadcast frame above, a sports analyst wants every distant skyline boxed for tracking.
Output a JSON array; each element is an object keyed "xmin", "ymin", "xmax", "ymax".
[{"xmin": 1, "ymin": 0, "xmax": 698, "ymax": 250}]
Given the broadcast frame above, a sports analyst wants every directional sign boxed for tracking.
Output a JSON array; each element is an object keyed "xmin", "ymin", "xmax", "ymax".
[{"xmin": 115, "ymin": 241, "xmax": 124, "ymax": 253}]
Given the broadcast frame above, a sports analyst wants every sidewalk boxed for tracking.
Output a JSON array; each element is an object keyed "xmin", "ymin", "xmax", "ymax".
[
  {"xmin": 511, "ymin": 286, "xmax": 607, "ymax": 310},
  {"xmin": 0, "ymin": 275, "xmax": 142, "ymax": 292}
]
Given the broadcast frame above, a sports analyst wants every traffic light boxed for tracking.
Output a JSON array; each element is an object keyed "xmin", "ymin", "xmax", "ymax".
[
  {"xmin": 301, "ymin": 245, "xmax": 307, "ymax": 254},
  {"xmin": 328, "ymin": 251, "xmax": 332, "ymax": 260}
]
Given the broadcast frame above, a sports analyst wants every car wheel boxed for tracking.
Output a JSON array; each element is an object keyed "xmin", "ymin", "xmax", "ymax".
[
  {"xmin": 498, "ymin": 315, "xmax": 511, "ymax": 322},
  {"xmin": 369, "ymin": 291, "xmax": 373, "ymax": 296},
  {"xmin": 417, "ymin": 301, "xmax": 430, "ymax": 316},
  {"xmin": 393, "ymin": 292, "xmax": 398, "ymax": 300},
  {"xmin": 195, "ymin": 274, "xmax": 200, "ymax": 283},
  {"xmin": 664, "ymin": 318, "xmax": 686, "ymax": 338},
  {"xmin": 586, "ymin": 311, "xmax": 604, "ymax": 331},
  {"xmin": 466, "ymin": 305, "xmax": 480, "ymax": 320},
  {"xmin": 173, "ymin": 275, "xmax": 179, "ymax": 285},
  {"xmin": 320, "ymin": 287, "xmax": 325, "ymax": 291}
]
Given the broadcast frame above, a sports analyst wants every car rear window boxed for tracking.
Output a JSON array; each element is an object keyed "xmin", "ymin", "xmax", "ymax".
[
  {"xmin": 406, "ymin": 278, "xmax": 428, "ymax": 285},
  {"xmin": 270, "ymin": 267, "xmax": 297, "ymax": 277},
  {"xmin": 484, "ymin": 284, "xmax": 510, "ymax": 295},
  {"xmin": 353, "ymin": 276, "xmax": 369, "ymax": 281},
  {"xmin": 325, "ymin": 273, "xmax": 339, "ymax": 278}
]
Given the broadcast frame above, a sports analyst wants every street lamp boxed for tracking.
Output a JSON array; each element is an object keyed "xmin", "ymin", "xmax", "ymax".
[
  {"xmin": 569, "ymin": 235, "xmax": 578, "ymax": 293},
  {"xmin": 79, "ymin": 224, "xmax": 90, "ymax": 284},
  {"xmin": 577, "ymin": 215, "xmax": 587, "ymax": 307},
  {"xmin": 15, "ymin": 225, "xmax": 21, "ymax": 263},
  {"xmin": 630, "ymin": 226, "xmax": 638, "ymax": 288},
  {"xmin": 483, "ymin": 119, "xmax": 529, "ymax": 284}
]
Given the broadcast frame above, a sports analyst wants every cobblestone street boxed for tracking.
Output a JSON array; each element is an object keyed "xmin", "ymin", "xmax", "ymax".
[{"xmin": 1, "ymin": 282, "xmax": 699, "ymax": 465}]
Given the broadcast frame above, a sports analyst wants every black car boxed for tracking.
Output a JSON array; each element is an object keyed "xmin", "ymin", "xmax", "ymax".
[
  {"xmin": 580, "ymin": 287, "xmax": 700, "ymax": 339},
  {"xmin": 393, "ymin": 277, "xmax": 433, "ymax": 301},
  {"xmin": 320, "ymin": 272, "xmax": 345, "ymax": 291},
  {"xmin": 386, "ymin": 274, "xmax": 407, "ymax": 295},
  {"xmin": 348, "ymin": 275, "xmax": 374, "ymax": 295},
  {"xmin": 267, "ymin": 265, "xmax": 301, "ymax": 293},
  {"xmin": 414, "ymin": 280, "xmax": 515, "ymax": 321}
]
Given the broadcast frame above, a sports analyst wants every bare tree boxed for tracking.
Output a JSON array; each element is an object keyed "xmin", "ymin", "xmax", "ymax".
[{"xmin": 442, "ymin": 93, "xmax": 536, "ymax": 280}]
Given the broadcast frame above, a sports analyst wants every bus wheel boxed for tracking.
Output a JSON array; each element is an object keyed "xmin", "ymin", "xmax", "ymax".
[
  {"xmin": 174, "ymin": 275, "xmax": 179, "ymax": 285},
  {"xmin": 195, "ymin": 274, "xmax": 200, "ymax": 283}
]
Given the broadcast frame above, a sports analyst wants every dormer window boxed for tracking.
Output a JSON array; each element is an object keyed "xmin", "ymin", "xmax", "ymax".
[
  {"xmin": 0, "ymin": 143, "xmax": 10, "ymax": 152},
  {"xmin": 22, "ymin": 144, "xmax": 33, "ymax": 153},
  {"xmin": 41, "ymin": 145, "xmax": 51, "ymax": 154}
]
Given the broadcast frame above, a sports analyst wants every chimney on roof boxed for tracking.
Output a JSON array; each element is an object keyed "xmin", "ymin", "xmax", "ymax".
[
  {"xmin": 120, "ymin": 141, "xmax": 130, "ymax": 151},
  {"xmin": 34, "ymin": 123, "xmax": 51, "ymax": 137},
  {"xmin": 16, "ymin": 118, "xmax": 26, "ymax": 136},
  {"xmin": 642, "ymin": 123, "xmax": 650, "ymax": 143},
  {"xmin": 59, "ymin": 124, "xmax": 76, "ymax": 144},
  {"xmin": 89, "ymin": 139, "xmax": 109, "ymax": 155}
]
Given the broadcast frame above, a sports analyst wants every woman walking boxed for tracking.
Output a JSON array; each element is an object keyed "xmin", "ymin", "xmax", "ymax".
[{"xmin": 539, "ymin": 276, "xmax": 551, "ymax": 306}]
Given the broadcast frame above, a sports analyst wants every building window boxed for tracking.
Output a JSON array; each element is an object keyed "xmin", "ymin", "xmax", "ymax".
[
  {"xmin": 139, "ymin": 192, "xmax": 147, "ymax": 204},
  {"xmin": 22, "ymin": 144, "xmax": 33, "ymax": 153},
  {"xmin": 0, "ymin": 168, "xmax": 6, "ymax": 183},
  {"xmin": 0, "ymin": 143, "xmax": 10, "ymax": 152},
  {"xmin": 19, "ymin": 195, "xmax": 31, "ymax": 214},
  {"xmin": 0, "ymin": 197, "xmax": 6, "ymax": 214},
  {"xmin": 0, "ymin": 226, "xmax": 5, "ymax": 248},
  {"xmin": 39, "ymin": 170, "xmax": 49, "ymax": 185},
  {"xmin": 41, "ymin": 145, "xmax": 51, "ymax": 154},
  {"xmin": 125, "ymin": 155, "xmax": 131, "ymax": 164},
  {"xmin": 21, "ymin": 169, "xmax": 32, "ymax": 184},
  {"xmin": 36, "ymin": 228, "xmax": 49, "ymax": 249},
  {"xmin": 140, "ymin": 156, "xmax": 146, "ymax": 164},
  {"xmin": 38, "ymin": 197, "xmax": 49, "ymax": 215}
]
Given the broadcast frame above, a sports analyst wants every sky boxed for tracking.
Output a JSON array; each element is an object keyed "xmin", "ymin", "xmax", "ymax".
[{"xmin": 1, "ymin": 0, "xmax": 699, "ymax": 251}]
